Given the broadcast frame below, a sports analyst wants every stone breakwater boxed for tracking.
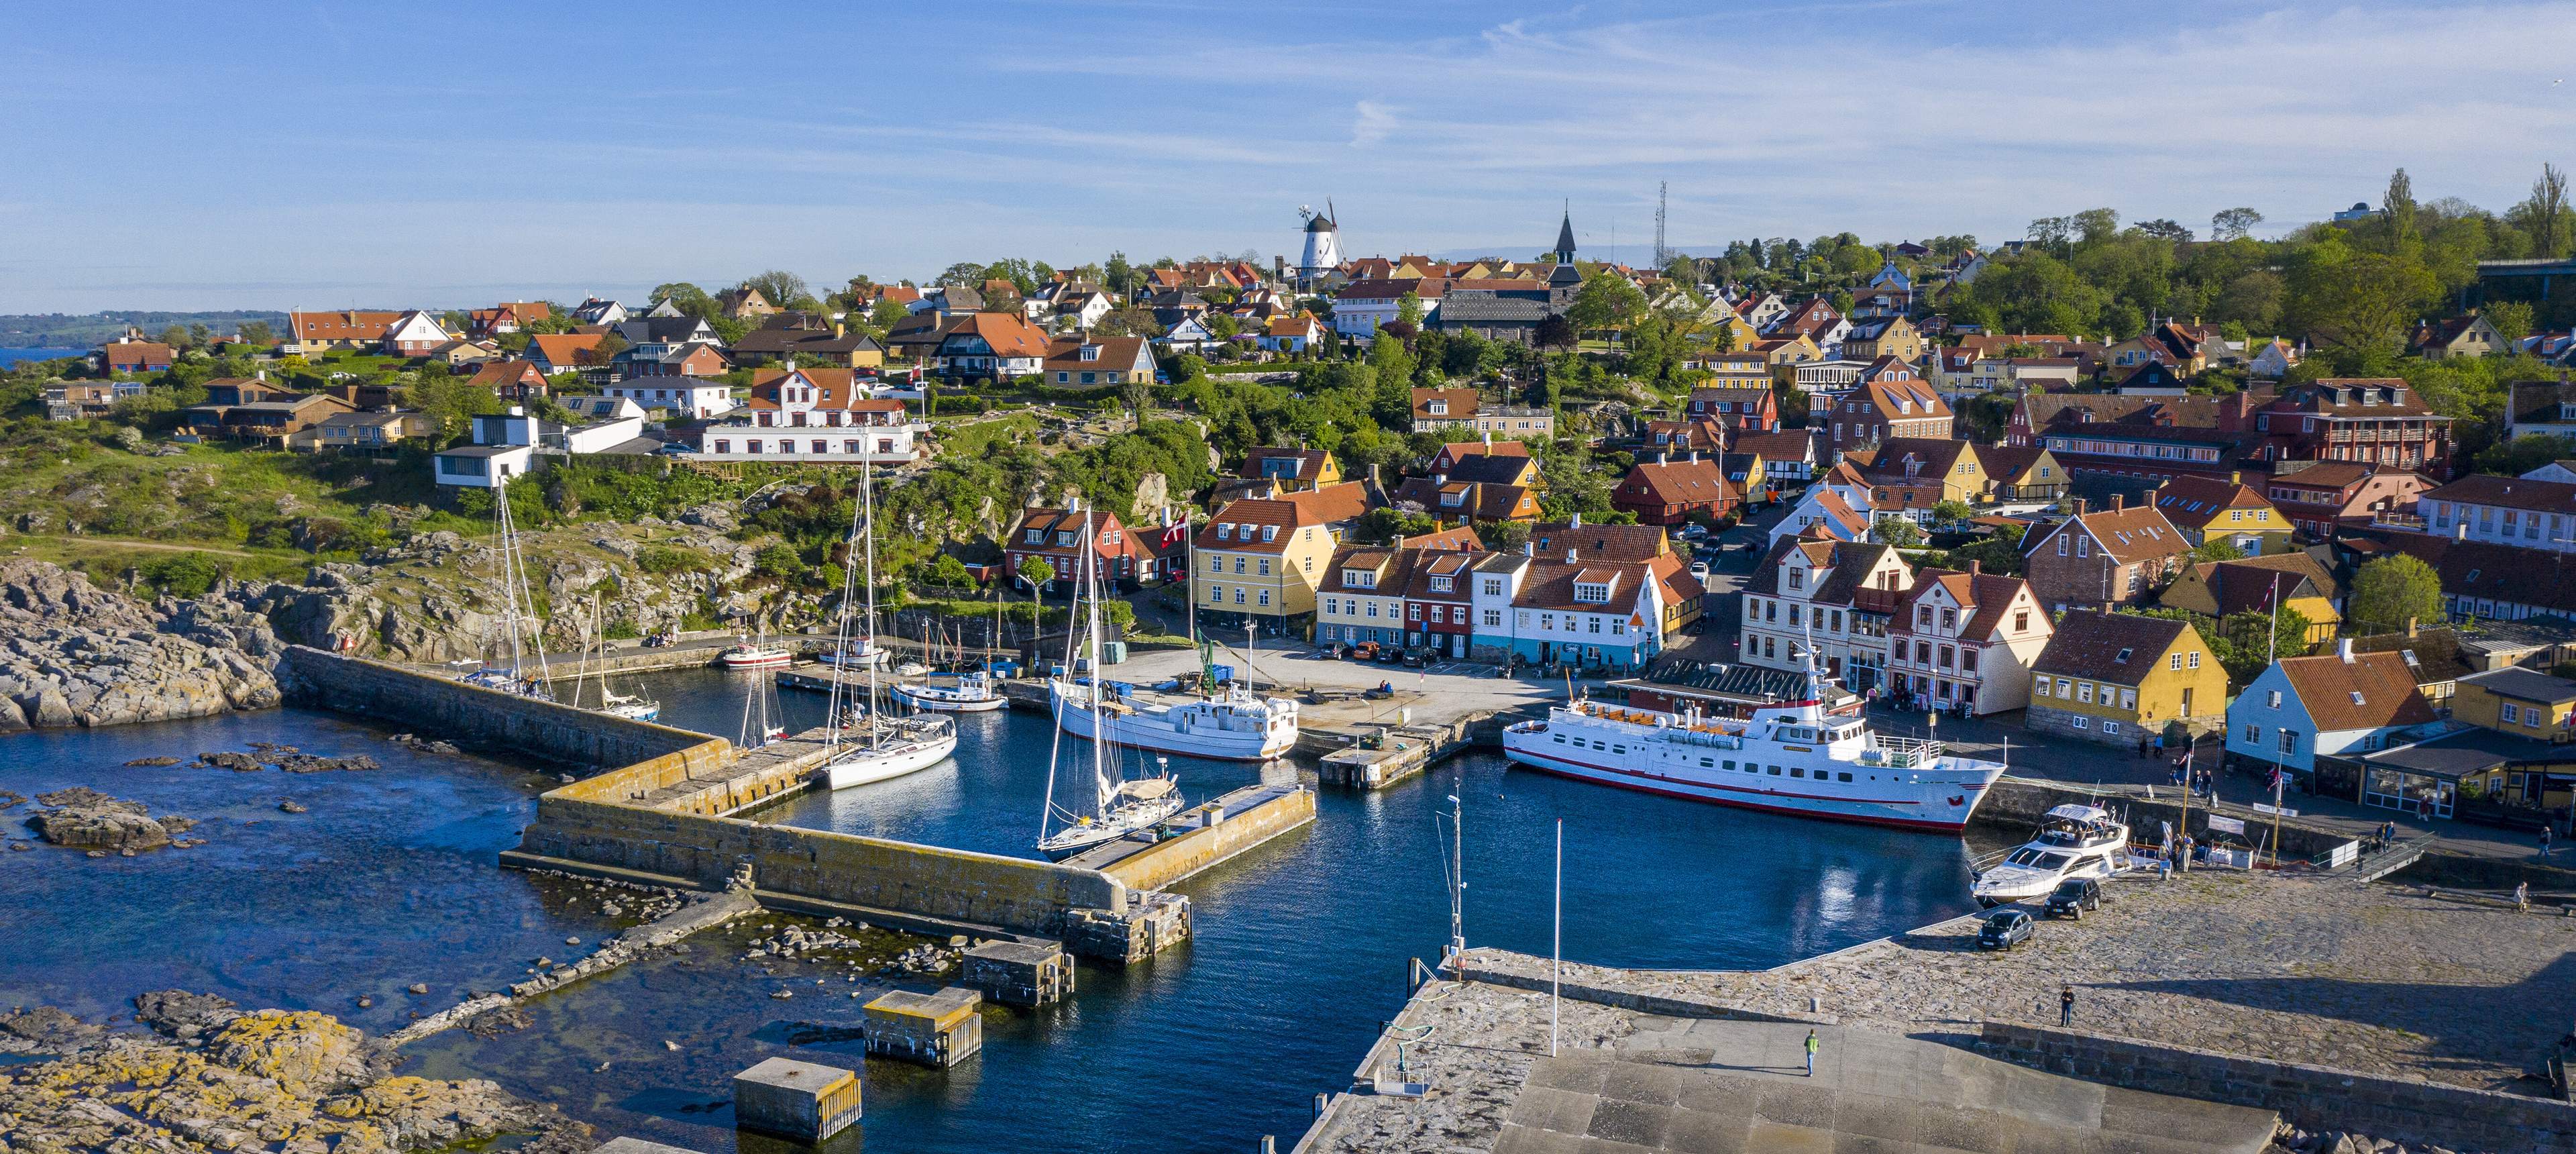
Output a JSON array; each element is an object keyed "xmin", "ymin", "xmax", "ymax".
[
  {"xmin": 0, "ymin": 559, "xmax": 280, "ymax": 731},
  {"xmin": 0, "ymin": 990, "xmax": 593, "ymax": 1154}
]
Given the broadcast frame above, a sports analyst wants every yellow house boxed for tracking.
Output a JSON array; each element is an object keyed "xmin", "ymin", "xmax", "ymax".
[
  {"xmin": 1236, "ymin": 447, "xmax": 1342, "ymax": 493},
  {"xmin": 2451, "ymin": 668, "xmax": 2576, "ymax": 737},
  {"xmin": 2027, "ymin": 611, "xmax": 2230, "ymax": 745},
  {"xmin": 2159, "ymin": 554, "xmax": 2341, "ymax": 644},
  {"xmin": 1860, "ymin": 438, "xmax": 1990, "ymax": 504},
  {"xmin": 1191, "ymin": 498, "xmax": 1339, "ymax": 632},
  {"xmin": 2149, "ymin": 476, "xmax": 2294, "ymax": 556}
]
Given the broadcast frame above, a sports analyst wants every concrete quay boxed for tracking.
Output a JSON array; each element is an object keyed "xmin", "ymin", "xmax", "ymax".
[{"xmin": 1336, "ymin": 867, "xmax": 2576, "ymax": 1154}]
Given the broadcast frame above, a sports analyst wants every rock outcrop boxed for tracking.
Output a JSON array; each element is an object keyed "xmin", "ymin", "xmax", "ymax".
[
  {"xmin": 0, "ymin": 560, "xmax": 281, "ymax": 731},
  {"xmin": 23, "ymin": 786, "xmax": 196, "ymax": 850},
  {"xmin": 0, "ymin": 997, "xmax": 594, "ymax": 1154}
]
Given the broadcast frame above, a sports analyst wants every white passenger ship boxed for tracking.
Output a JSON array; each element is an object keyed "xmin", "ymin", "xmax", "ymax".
[{"xmin": 1500, "ymin": 660, "xmax": 2007, "ymax": 833}]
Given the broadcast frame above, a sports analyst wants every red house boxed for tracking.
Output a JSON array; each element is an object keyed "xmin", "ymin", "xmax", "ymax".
[
  {"xmin": 99, "ymin": 340, "xmax": 173, "ymax": 375},
  {"xmin": 1683, "ymin": 386, "xmax": 1778, "ymax": 431},
  {"xmin": 1612, "ymin": 456, "xmax": 1739, "ymax": 525},
  {"xmin": 1007, "ymin": 507, "xmax": 1146, "ymax": 594}
]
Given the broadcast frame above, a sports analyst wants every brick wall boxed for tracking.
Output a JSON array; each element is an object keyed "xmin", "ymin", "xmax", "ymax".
[{"xmin": 1976, "ymin": 1022, "xmax": 2576, "ymax": 1153}]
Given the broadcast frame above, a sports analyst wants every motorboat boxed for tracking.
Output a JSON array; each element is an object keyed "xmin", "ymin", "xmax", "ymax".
[
  {"xmin": 1500, "ymin": 652, "xmax": 2005, "ymax": 833},
  {"xmin": 892, "ymin": 670, "xmax": 1007, "ymax": 713},
  {"xmin": 1970, "ymin": 803, "xmax": 2133, "ymax": 906},
  {"xmin": 816, "ymin": 640, "xmax": 889, "ymax": 668},
  {"xmin": 893, "ymin": 661, "xmax": 929, "ymax": 677}
]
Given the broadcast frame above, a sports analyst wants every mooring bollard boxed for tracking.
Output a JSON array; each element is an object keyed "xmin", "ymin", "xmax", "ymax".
[
  {"xmin": 1260, "ymin": 1137, "xmax": 1276, "ymax": 1154},
  {"xmin": 1314, "ymin": 1092, "xmax": 1327, "ymax": 1117}
]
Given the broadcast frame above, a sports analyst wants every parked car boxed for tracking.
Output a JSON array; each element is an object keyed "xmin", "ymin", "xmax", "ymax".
[
  {"xmin": 1678, "ymin": 523, "xmax": 1708, "ymax": 540},
  {"xmin": 1349, "ymin": 641, "xmax": 1379, "ymax": 662},
  {"xmin": 1974, "ymin": 908, "xmax": 2035, "ymax": 950},
  {"xmin": 1376, "ymin": 644, "xmax": 1402, "ymax": 665},
  {"xmin": 1688, "ymin": 561, "xmax": 1711, "ymax": 581},
  {"xmin": 654, "ymin": 441, "xmax": 699, "ymax": 455},
  {"xmin": 2043, "ymin": 878, "xmax": 2105, "ymax": 919},
  {"xmin": 1402, "ymin": 647, "xmax": 1429, "ymax": 668}
]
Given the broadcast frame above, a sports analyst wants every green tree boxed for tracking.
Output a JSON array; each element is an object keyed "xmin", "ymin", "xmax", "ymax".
[
  {"xmin": 407, "ymin": 373, "xmax": 502, "ymax": 442},
  {"xmin": 2488, "ymin": 301, "xmax": 2534, "ymax": 344},
  {"xmin": 1368, "ymin": 335, "xmax": 1415, "ymax": 429},
  {"xmin": 924, "ymin": 554, "xmax": 975, "ymax": 588},
  {"xmin": 1396, "ymin": 291, "xmax": 1425, "ymax": 328},
  {"xmin": 2210, "ymin": 207, "xmax": 2263, "ymax": 242},
  {"xmin": 2348, "ymin": 554, "xmax": 2445, "ymax": 635},
  {"xmin": 235, "ymin": 320, "xmax": 276, "ymax": 344},
  {"xmin": 1873, "ymin": 517, "xmax": 1923, "ymax": 548},
  {"xmin": 1567, "ymin": 272, "xmax": 1648, "ymax": 342},
  {"xmin": 2188, "ymin": 539, "xmax": 2247, "ymax": 564},
  {"xmin": 1017, "ymin": 556, "xmax": 1056, "ymax": 590},
  {"xmin": 2219, "ymin": 605, "xmax": 2312, "ymax": 682},
  {"xmin": 1930, "ymin": 500, "xmax": 1972, "ymax": 525},
  {"xmin": 2284, "ymin": 234, "xmax": 2436, "ymax": 355}
]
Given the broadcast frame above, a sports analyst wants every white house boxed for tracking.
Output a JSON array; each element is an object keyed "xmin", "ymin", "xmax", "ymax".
[
  {"xmin": 1767, "ymin": 484, "xmax": 1874, "ymax": 551},
  {"xmin": 381, "ymin": 311, "xmax": 453, "ymax": 357},
  {"xmin": 431, "ymin": 443, "xmax": 533, "ymax": 488},
  {"xmin": 688, "ymin": 366, "xmax": 924, "ymax": 464},
  {"xmin": 560, "ymin": 395, "xmax": 646, "ymax": 421},
  {"xmin": 2224, "ymin": 642, "xmax": 2438, "ymax": 777},
  {"xmin": 604, "ymin": 378, "xmax": 736, "ymax": 419},
  {"xmin": 1330, "ymin": 280, "xmax": 1440, "ymax": 337},
  {"xmin": 1161, "ymin": 315, "xmax": 1219, "ymax": 353}
]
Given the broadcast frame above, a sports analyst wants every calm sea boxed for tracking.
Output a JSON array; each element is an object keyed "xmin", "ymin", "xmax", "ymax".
[
  {"xmin": 0, "ymin": 669, "xmax": 1979, "ymax": 1153},
  {"xmin": 0, "ymin": 348, "xmax": 89, "ymax": 368}
]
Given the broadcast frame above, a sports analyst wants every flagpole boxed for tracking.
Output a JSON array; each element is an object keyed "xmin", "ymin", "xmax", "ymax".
[
  {"xmin": 2267, "ymin": 572, "xmax": 2286, "ymax": 868},
  {"xmin": 1551, "ymin": 817, "xmax": 1562, "ymax": 1058}
]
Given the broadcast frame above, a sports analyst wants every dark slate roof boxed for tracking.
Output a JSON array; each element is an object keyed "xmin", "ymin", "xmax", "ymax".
[
  {"xmin": 2031, "ymin": 611, "xmax": 2192, "ymax": 685},
  {"xmin": 2347, "ymin": 725, "xmax": 2558, "ymax": 780},
  {"xmin": 1621, "ymin": 660, "xmax": 1860, "ymax": 709},
  {"xmin": 1554, "ymin": 213, "xmax": 1578, "ymax": 255},
  {"xmin": 2455, "ymin": 666, "xmax": 2576, "ymax": 704},
  {"xmin": 1437, "ymin": 297, "xmax": 1552, "ymax": 323}
]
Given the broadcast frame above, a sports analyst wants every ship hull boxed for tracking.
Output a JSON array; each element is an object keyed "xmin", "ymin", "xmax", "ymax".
[
  {"xmin": 822, "ymin": 734, "xmax": 957, "ymax": 790},
  {"xmin": 720, "ymin": 651, "xmax": 794, "ymax": 670},
  {"xmin": 891, "ymin": 683, "xmax": 1007, "ymax": 713},
  {"xmin": 1501, "ymin": 734, "xmax": 1994, "ymax": 834}
]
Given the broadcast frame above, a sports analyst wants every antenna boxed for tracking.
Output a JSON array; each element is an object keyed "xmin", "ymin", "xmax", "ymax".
[{"xmin": 1654, "ymin": 180, "xmax": 1668, "ymax": 270}]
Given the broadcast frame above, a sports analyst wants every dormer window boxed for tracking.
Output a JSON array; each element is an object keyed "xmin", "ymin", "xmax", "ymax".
[
  {"xmin": 1345, "ymin": 570, "xmax": 1376, "ymax": 588},
  {"xmin": 1055, "ymin": 531, "xmax": 1076, "ymax": 546},
  {"xmin": 1787, "ymin": 570, "xmax": 1805, "ymax": 589},
  {"xmin": 1429, "ymin": 400, "xmax": 1449, "ymax": 415},
  {"xmin": 1431, "ymin": 576, "xmax": 1454, "ymax": 592},
  {"xmin": 1574, "ymin": 582, "xmax": 1610, "ymax": 603},
  {"xmin": 1024, "ymin": 529, "xmax": 1044, "ymax": 544},
  {"xmin": 1216, "ymin": 523, "xmax": 1233, "ymax": 539},
  {"xmin": 1262, "ymin": 525, "xmax": 1278, "ymax": 542},
  {"xmin": 1442, "ymin": 491, "xmax": 1464, "ymax": 507},
  {"xmin": 1080, "ymin": 346, "xmax": 1100, "ymax": 362}
]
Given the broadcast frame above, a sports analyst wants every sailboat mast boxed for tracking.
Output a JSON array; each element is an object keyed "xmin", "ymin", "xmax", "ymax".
[
  {"xmin": 1082, "ymin": 503, "xmax": 1112, "ymax": 819},
  {"xmin": 824, "ymin": 477, "xmax": 867, "ymax": 761},
  {"xmin": 863, "ymin": 458, "xmax": 881, "ymax": 749}
]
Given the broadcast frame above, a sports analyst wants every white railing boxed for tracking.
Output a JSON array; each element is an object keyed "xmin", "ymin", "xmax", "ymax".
[{"xmin": 1861, "ymin": 734, "xmax": 1941, "ymax": 768}]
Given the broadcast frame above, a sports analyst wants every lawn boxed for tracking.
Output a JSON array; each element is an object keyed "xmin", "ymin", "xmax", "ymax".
[{"xmin": 929, "ymin": 412, "xmax": 1041, "ymax": 459}]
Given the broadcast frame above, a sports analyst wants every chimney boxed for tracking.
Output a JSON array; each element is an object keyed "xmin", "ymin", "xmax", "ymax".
[
  {"xmin": 1966, "ymin": 559, "xmax": 1981, "ymax": 576},
  {"xmin": 1570, "ymin": 512, "xmax": 1583, "ymax": 528},
  {"xmin": 1523, "ymin": 541, "xmax": 1535, "ymax": 558},
  {"xmin": 2456, "ymin": 521, "xmax": 2468, "ymax": 541},
  {"xmin": 1690, "ymin": 451, "xmax": 1701, "ymax": 464},
  {"xmin": 1566, "ymin": 549, "xmax": 1578, "ymax": 562},
  {"xmin": 834, "ymin": 320, "xmax": 846, "ymax": 338},
  {"xmin": 2338, "ymin": 638, "xmax": 2355, "ymax": 664},
  {"xmin": 2405, "ymin": 616, "xmax": 2419, "ymax": 639},
  {"xmin": 255, "ymin": 368, "xmax": 266, "ymax": 381},
  {"xmin": 2071, "ymin": 498, "xmax": 2087, "ymax": 516},
  {"xmin": 2110, "ymin": 494, "xmax": 2124, "ymax": 512}
]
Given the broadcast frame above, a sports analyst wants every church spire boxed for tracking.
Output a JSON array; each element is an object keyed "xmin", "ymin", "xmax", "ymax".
[{"xmin": 1553, "ymin": 205, "xmax": 1577, "ymax": 263}]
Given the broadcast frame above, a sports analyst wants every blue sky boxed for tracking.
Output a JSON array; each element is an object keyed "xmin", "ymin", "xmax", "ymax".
[{"xmin": 5, "ymin": 1, "xmax": 2573, "ymax": 313}]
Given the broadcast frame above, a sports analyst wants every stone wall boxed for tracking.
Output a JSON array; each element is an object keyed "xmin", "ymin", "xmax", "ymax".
[
  {"xmin": 2023, "ymin": 702, "xmax": 2220, "ymax": 747},
  {"xmin": 277, "ymin": 646, "xmax": 718, "ymax": 772},
  {"xmin": 519, "ymin": 794, "xmax": 1124, "ymax": 936},
  {"xmin": 1100, "ymin": 787, "xmax": 1315, "ymax": 892},
  {"xmin": 1976, "ymin": 1022, "xmax": 2576, "ymax": 1153}
]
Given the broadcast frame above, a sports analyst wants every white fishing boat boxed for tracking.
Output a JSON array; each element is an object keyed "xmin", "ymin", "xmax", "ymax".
[
  {"xmin": 1499, "ymin": 651, "xmax": 2006, "ymax": 833},
  {"xmin": 1969, "ymin": 803, "xmax": 2133, "ymax": 906},
  {"xmin": 893, "ymin": 661, "xmax": 929, "ymax": 677},
  {"xmin": 1049, "ymin": 680, "xmax": 1299, "ymax": 762},
  {"xmin": 892, "ymin": 670, "xmax": 1008, "ymax": 713},
  {"xmin": 816, "ymin": 458, "xmax": 957, "ymax": 790},
  {"xmin": 462, "ymin": 482, "xmax": 553, "ymax": 702},
  {"xmin": 816, "ymin": 639, "xmax": 889, "ymax": 668},
  {"xmin": 719, "ymin": 637, "xmax": 794, "ymax": 669},
  {"xmin": 1037, "ymin": 501, "xmax": 1187, "ymax": 860}
]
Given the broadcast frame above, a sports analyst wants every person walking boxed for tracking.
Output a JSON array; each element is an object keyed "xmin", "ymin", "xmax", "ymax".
[
  {"xmin": 1804, "ymin": 1029, "xmax": 1819, "ymax": 1076},
  {"xmin": 2518, "ymin": 881, "xmax": 2532, "ymax": 912},
  {"xmin": 2060, "ymin": 984, "xmax": 2076, "ymax": 1026},
  {"xmin": 2543, "ymin": 825, "xmax": 2555, "ymax": 858}
]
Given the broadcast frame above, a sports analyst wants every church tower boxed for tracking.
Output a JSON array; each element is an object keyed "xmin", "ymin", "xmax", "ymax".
[{"xmin": 1548, "ymin": 208, "xmax": 1584, "ymax": 293}]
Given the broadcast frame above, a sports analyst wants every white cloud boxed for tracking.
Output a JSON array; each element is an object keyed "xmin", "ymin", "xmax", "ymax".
[{"xmin": 1350, "ymin": 101, "xmax": 1397, "ymax": 148}]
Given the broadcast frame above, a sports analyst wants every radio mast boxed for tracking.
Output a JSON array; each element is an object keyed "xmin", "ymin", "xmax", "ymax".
[{"xmin": 1653, "ymin": 180, "xmax": 1668, "ymax": 270}]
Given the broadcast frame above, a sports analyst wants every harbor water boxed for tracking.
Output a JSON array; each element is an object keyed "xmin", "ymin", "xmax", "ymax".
[{"xmin": 0, "ymin": 666, "xmax": 1980, "ymax": 1151}]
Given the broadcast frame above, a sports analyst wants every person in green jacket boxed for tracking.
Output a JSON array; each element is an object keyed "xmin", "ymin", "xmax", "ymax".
[{"xmin": 1805, "ymin": 1029, "xmax": 1819, "ymax": 1076}]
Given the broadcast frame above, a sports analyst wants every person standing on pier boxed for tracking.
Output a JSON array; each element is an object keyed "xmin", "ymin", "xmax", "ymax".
[
  {"xmin": 2059, "ymin": 984, "xmax": 2076, "ymax": 1026},
  {"xmin": 1804, "ymin": 1029, "xmax": 1819, "ymax": 1076}
]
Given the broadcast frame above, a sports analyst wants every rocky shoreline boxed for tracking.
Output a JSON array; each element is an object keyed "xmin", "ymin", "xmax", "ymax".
[
  {"xmin": 0, "ymin": 559, "xmax": 280, "ymax": 731},
  {"xmin": 0, "ymin": 990, "xmax": 594, "ymax": 1154}
]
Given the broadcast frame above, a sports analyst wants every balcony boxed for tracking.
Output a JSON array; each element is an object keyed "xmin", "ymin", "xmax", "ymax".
[{"xmin": 2372, "ymin": 511, "xmax": 2428, "ymax": 531}]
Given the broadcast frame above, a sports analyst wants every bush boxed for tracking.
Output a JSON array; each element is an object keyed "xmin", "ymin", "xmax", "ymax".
[
  {"xmin": 637, "ymin": 545, "xmax": 714, "ymax": 573},
  {"xmin": 139, "ymin": 552, "xmax": 225, "ymax": 598}
]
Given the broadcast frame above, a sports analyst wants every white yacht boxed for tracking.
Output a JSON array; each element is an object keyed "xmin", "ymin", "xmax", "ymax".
[
  {"xmin": 892, "ymin": 670, "xmax": 1007, "ymax": 713},
  {"xmin": 1037, "ymin": 501, "xmax": 1188, "ymax": 860},
  {"xmin": 719, "ymin": 637, "xmax": 794, "ymax": 670},
  {"xmin": 818, "ymin": 640, "xmax": 890, "ymax": 668},
  {"xmin": 1970, "ymin": 803, "xmax": 2133, "ymax": 906},
  {"xmin": 1499, "ymin": 656, "xmax": 2006, "ymax": 833},
  {"xmin": 1049, "ymin": 680, "xmax": 1299, "ymax": 762},
  {"xmin": 814, "ymin": 459, "xmax": 957, "ymax": 790},
  {"xmin": 463, "ymin": 485, "xmax": 553, "ymax": 701}
]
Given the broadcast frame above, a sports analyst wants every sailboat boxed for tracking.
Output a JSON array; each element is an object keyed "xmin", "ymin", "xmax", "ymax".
[
  {"xmin": 461, "ymin": 484, "xmax": 554, "ymax": 700},
  {"xmin": 892, "ymin": 577, "xmax": 1006, "ymax": 713},
  {"xmin": 820, "ymin": 460, "xmax": 958, "ymax": 790},
  {"xmin": 1037, "ymin": 500, "xmax": 1186, "ymax": 860},
  {"xmin": 718, "ymin": 624, "xmax": 794, "ymax": 670},
  {"xmin": 570, "ymin": 593, "xmax": 659, "ymax": 723}
]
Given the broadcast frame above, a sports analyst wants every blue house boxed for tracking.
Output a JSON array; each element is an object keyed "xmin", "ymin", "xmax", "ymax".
[{"xmin": 2223, "ymin": 641, "xmax": 2437, "ymax": 779}]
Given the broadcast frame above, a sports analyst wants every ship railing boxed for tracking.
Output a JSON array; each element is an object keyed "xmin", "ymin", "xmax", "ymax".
[{"xmin": 1860, "ymin": 735, "xmax": 1942, "ymax": 768}]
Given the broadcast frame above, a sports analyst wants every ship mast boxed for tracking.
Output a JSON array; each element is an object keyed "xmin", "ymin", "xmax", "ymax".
[{"xmin": 1081, "ymin": 503, "xmax": 1112, "ymax": 819}]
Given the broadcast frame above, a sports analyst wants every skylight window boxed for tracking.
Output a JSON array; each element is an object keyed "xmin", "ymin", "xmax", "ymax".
[
  {"xmin": 2349, "ymin": 691, "xmax": 2365, "ymax": 705},
  {"xmin": 2114, "ymin": 648, "xmax": 2133, "ymax": 664}
]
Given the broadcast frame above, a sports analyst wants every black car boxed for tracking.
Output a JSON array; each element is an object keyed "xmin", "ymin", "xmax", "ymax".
[
  {"xmin": 1974, "ymin": 909, "xmax": 2035, "ymax": 950},
  {"xmin": 2044, "ymin": 878, "xmax": 2105, "ymax": 919}
]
